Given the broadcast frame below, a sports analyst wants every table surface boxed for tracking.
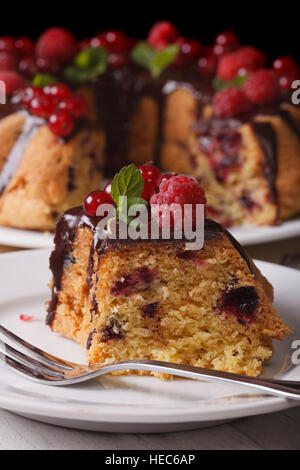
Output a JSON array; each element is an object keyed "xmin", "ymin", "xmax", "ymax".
[{"xmin": 0, "ymin": 235, "xmax": 299, "ymax": 450}]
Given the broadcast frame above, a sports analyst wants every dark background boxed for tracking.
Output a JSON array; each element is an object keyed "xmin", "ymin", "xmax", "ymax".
[{"xmin": 2, "ymin": 3, "xmax": 299, "ymax": 62}]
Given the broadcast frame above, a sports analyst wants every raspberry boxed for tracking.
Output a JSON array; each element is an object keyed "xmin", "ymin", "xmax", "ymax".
[
  {"xmin": 0, "ymin": 71, "xmax": 25, "ymax": 95},
  {"xmin": 150, "ymin": 175, "xmax": 206, "ymax": 228},
  {"xmin": 243, "ymin": 69, "xmax": 281, "ymax": 105},
  {"xmin": 0, "ymin": 52, "xmax": 18, "ymax": 71},
  {"xmin": 213, "ymin": 87, "xmax": 253, "ymax": 118},
  {"xmin": 217, "ymin": 46, "xmax": 266, "ymax": 80},
  {"xmin": 36, "ymin": 27, "xmax": 78, "ymax": 65},
  {"xmin": 147, "ymin": 21, "xmax": 179, "ymax": 50}
]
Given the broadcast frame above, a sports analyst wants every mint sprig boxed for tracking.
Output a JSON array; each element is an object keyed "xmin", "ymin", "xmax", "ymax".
[
  {"xmin": 32, "ymin": 74, "xmax": 58, "ymax": 87},
  {"xmin": 110, "ymin": 164, "xmax": 147, "ymax": 223},
  {"xmin": 214, "ymin": 74, "xmax": 248, "ymax": 92},
  {"xmin": 131, "ymin": 42, "xmax": 179, "ymax": 78},
  {"xmin": 64, "ymin": 47, "xmax": 107, "ymax": 84}
]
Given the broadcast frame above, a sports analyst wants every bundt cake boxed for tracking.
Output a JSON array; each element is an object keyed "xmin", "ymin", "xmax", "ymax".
[
  {"xmin": 0, "ymin": 24, "xmax": 300, "ymax": 229},
  {"xmin": 0, "ymin": 86, "xmax": 105, "ymax": 230},
  {"xmin": 46, "ymin": 164, "xmax": 290, "ymax": 378}
]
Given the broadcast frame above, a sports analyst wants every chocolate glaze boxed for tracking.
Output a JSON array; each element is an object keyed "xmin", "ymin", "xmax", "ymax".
[
  {"xmin": 46, "ymin": 206, "xmax": 255, "ymax": 326},
  {"xmin": 91, "ymin": 67, "xmax": 212, "ymax": 174},
  {"xmin": 0, "ymin": 112, "xmax": 45, "ymax": 195}
]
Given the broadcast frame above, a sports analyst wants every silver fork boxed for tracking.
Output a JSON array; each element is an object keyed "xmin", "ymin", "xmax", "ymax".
[{"xmin": 1, "ymin": 324, "xmax": 300, "ymax": 400}]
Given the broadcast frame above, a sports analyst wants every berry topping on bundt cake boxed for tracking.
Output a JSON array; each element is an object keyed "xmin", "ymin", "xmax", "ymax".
[
  {"xmin": 0, "ymin": 23, "xmax": 299, "ymax": 230},
  {"xmin": 0, "ymin": 83, "xmax": 105, "ymax": 230},
  {"xmin": 47, "ymin": 164, "xmax": 290, "ymax": 378}
]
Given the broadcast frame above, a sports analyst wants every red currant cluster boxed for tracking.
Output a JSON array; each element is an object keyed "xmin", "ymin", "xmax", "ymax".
[
  {"xmin": 80, "ymin": 30, "xmax": 136, "ymax": 71},
  {"xmin": 84, "ymin": 165, "xmax": 173, "ymax": 217},
  {"xmin": 20, "ymin": 84, "xmax": 87, "ymax": 137}
]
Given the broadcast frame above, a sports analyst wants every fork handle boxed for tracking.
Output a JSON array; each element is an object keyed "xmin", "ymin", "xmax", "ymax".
[{"xmin": 89, "ymin": 360, "xmax": 300, "ymax": 401}]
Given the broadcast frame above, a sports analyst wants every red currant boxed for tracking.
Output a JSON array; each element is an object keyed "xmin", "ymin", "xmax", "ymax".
[
  {"xmin": 84, "ymin": 190, "xmax": 114, "ymax": 217},
  {"xmin": 36, "ymin": 57, "xmax": 60, "ymax": 74},
  {"xmin": 198, "ymin": 54, "xmax": 217, "ymax": 78},
  {"xmin": 215, "ymin": 31, "xmax": 240, "ymax": 48},
  {"xmin": 18, "ymin": 56, "xmax": 38, "ymax": 78},
  {"xmin": 90, "ymin": 35, "xmax": 108, "ymax": 49},
  {"xmin": 142, "ymin": 179, "xmax": 157, "ymax": 202},
  {"xmin": 0, "ymin": 37, "xmax": 15, "ymax": 53},
  {"xmin": 49, "ymin": 111, "xmax": 74, "ymax": 138},
  {"xmin": 272, "ymin": 56, "xmax": 300, "ymax": 77},
  {"xmin": 15, "ymin": 37, "xmax": 35, "ymax": 57},
  {"xmin": 30, "ymin": 94, "xmax": 55, "ymax": 119},
  {"xmin": 58, "ymin": 96, "xmax": 87, "ymax": 118},
  {"xmin": 279, "ymin": 75, "xmax": 298, "ymax": 90},
  {"xmin": 138, "ymin": 164, "xmax": 162, "ymax": 188},
  {"xmin": 108, "ymin": 52, "xmax": 130, "ymax": 69},
  {"xmin": 102, "ymin": 30, "xmax": 131, "ymax": 53},
  {"xmin": 46, "ymin": 83, "xmax": 72, "ymax": 100}
]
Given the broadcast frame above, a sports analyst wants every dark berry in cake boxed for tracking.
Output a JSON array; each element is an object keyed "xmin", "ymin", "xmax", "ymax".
[
  {"xmin": 101, "ymin": 319, "xmax": 123, "ymax": 342},
  {"xmin": 244, "ymin": 69, "xmax": 281, "ymax": 105},
  {"xmin": 217, "ymin": 46, "xmax": 266, "ymax": 80},
  {"xmin": 213, "ymin": 87, "xmax": 253, "ymax": 118},
  {"xmin": 84, "ymin": 190, "xmax": 114, "ymax": 217},
  {"xmin": 218, "ymin": 286, "xmax": 259, "ymax": 324},
  {"xmin": 140, "ymin": 302, "xmax": 159, "ymax": 319},
  {"xmin": 111, "ymin": 267, "xmax": 158, "ymax": 296}
]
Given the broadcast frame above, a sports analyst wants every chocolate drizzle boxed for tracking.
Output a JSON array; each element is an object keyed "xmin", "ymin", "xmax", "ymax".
[
  {"xmin": 46, "ymin": 206, "xmax": 255, "ymax": 326},
  {"xmin": 92, "ymin": 68, "xmax": 212, "ymax": 174},
  {"xmin": 0, "ymin": 112, "xmax": 44, "ymax": 195}
]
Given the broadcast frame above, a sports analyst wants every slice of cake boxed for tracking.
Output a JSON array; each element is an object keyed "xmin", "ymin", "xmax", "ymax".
[
  {"xmin": 0, "ymin": 85, "xmax": 105, "ymax": 230},
  {"xmin": 47, "ymin": 164, "xmax": 290, "ymax": 377}
]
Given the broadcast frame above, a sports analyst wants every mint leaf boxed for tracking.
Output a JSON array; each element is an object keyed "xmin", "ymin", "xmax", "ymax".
[
  {"xmin": 214, "ymin": 75, "xmax": 248, "ymax": 92},
  {"xmin": 111, "ymin": 164, "xmax": 144, "ymax": 204},
  {"xmin": 131, "ymin": 42, "xmax": 179, "ymax": 78},
  {"xmin": 32, "ymin": 74, "xmax": 58, "ymax": 87},
  {"xmin": 131, "ymin": 42, "xmax": 155, "ymax": 68},
  {"xmin": 64, "ymin": 47, "xmax": 107, "ymax": 83},
  {"xmin": 110, "ymin": 164, "xmax": 148, "ymax": 224},
  {"xmin": 151, "ymin": 44, "xmax": 180, "ymax": 78}
]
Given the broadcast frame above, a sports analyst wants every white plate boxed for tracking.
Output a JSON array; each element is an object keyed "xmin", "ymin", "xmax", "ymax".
[
  {"xmin": 0, "ymin": 249, "xmax": 299, "ymax": 433},
  {"xmin": 1, "ymin": 217, "xmax": 300, "ymax": 249},
  {"xmin": 0, "ymin": 226, "xmax": 53, "ymax": 249}
]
